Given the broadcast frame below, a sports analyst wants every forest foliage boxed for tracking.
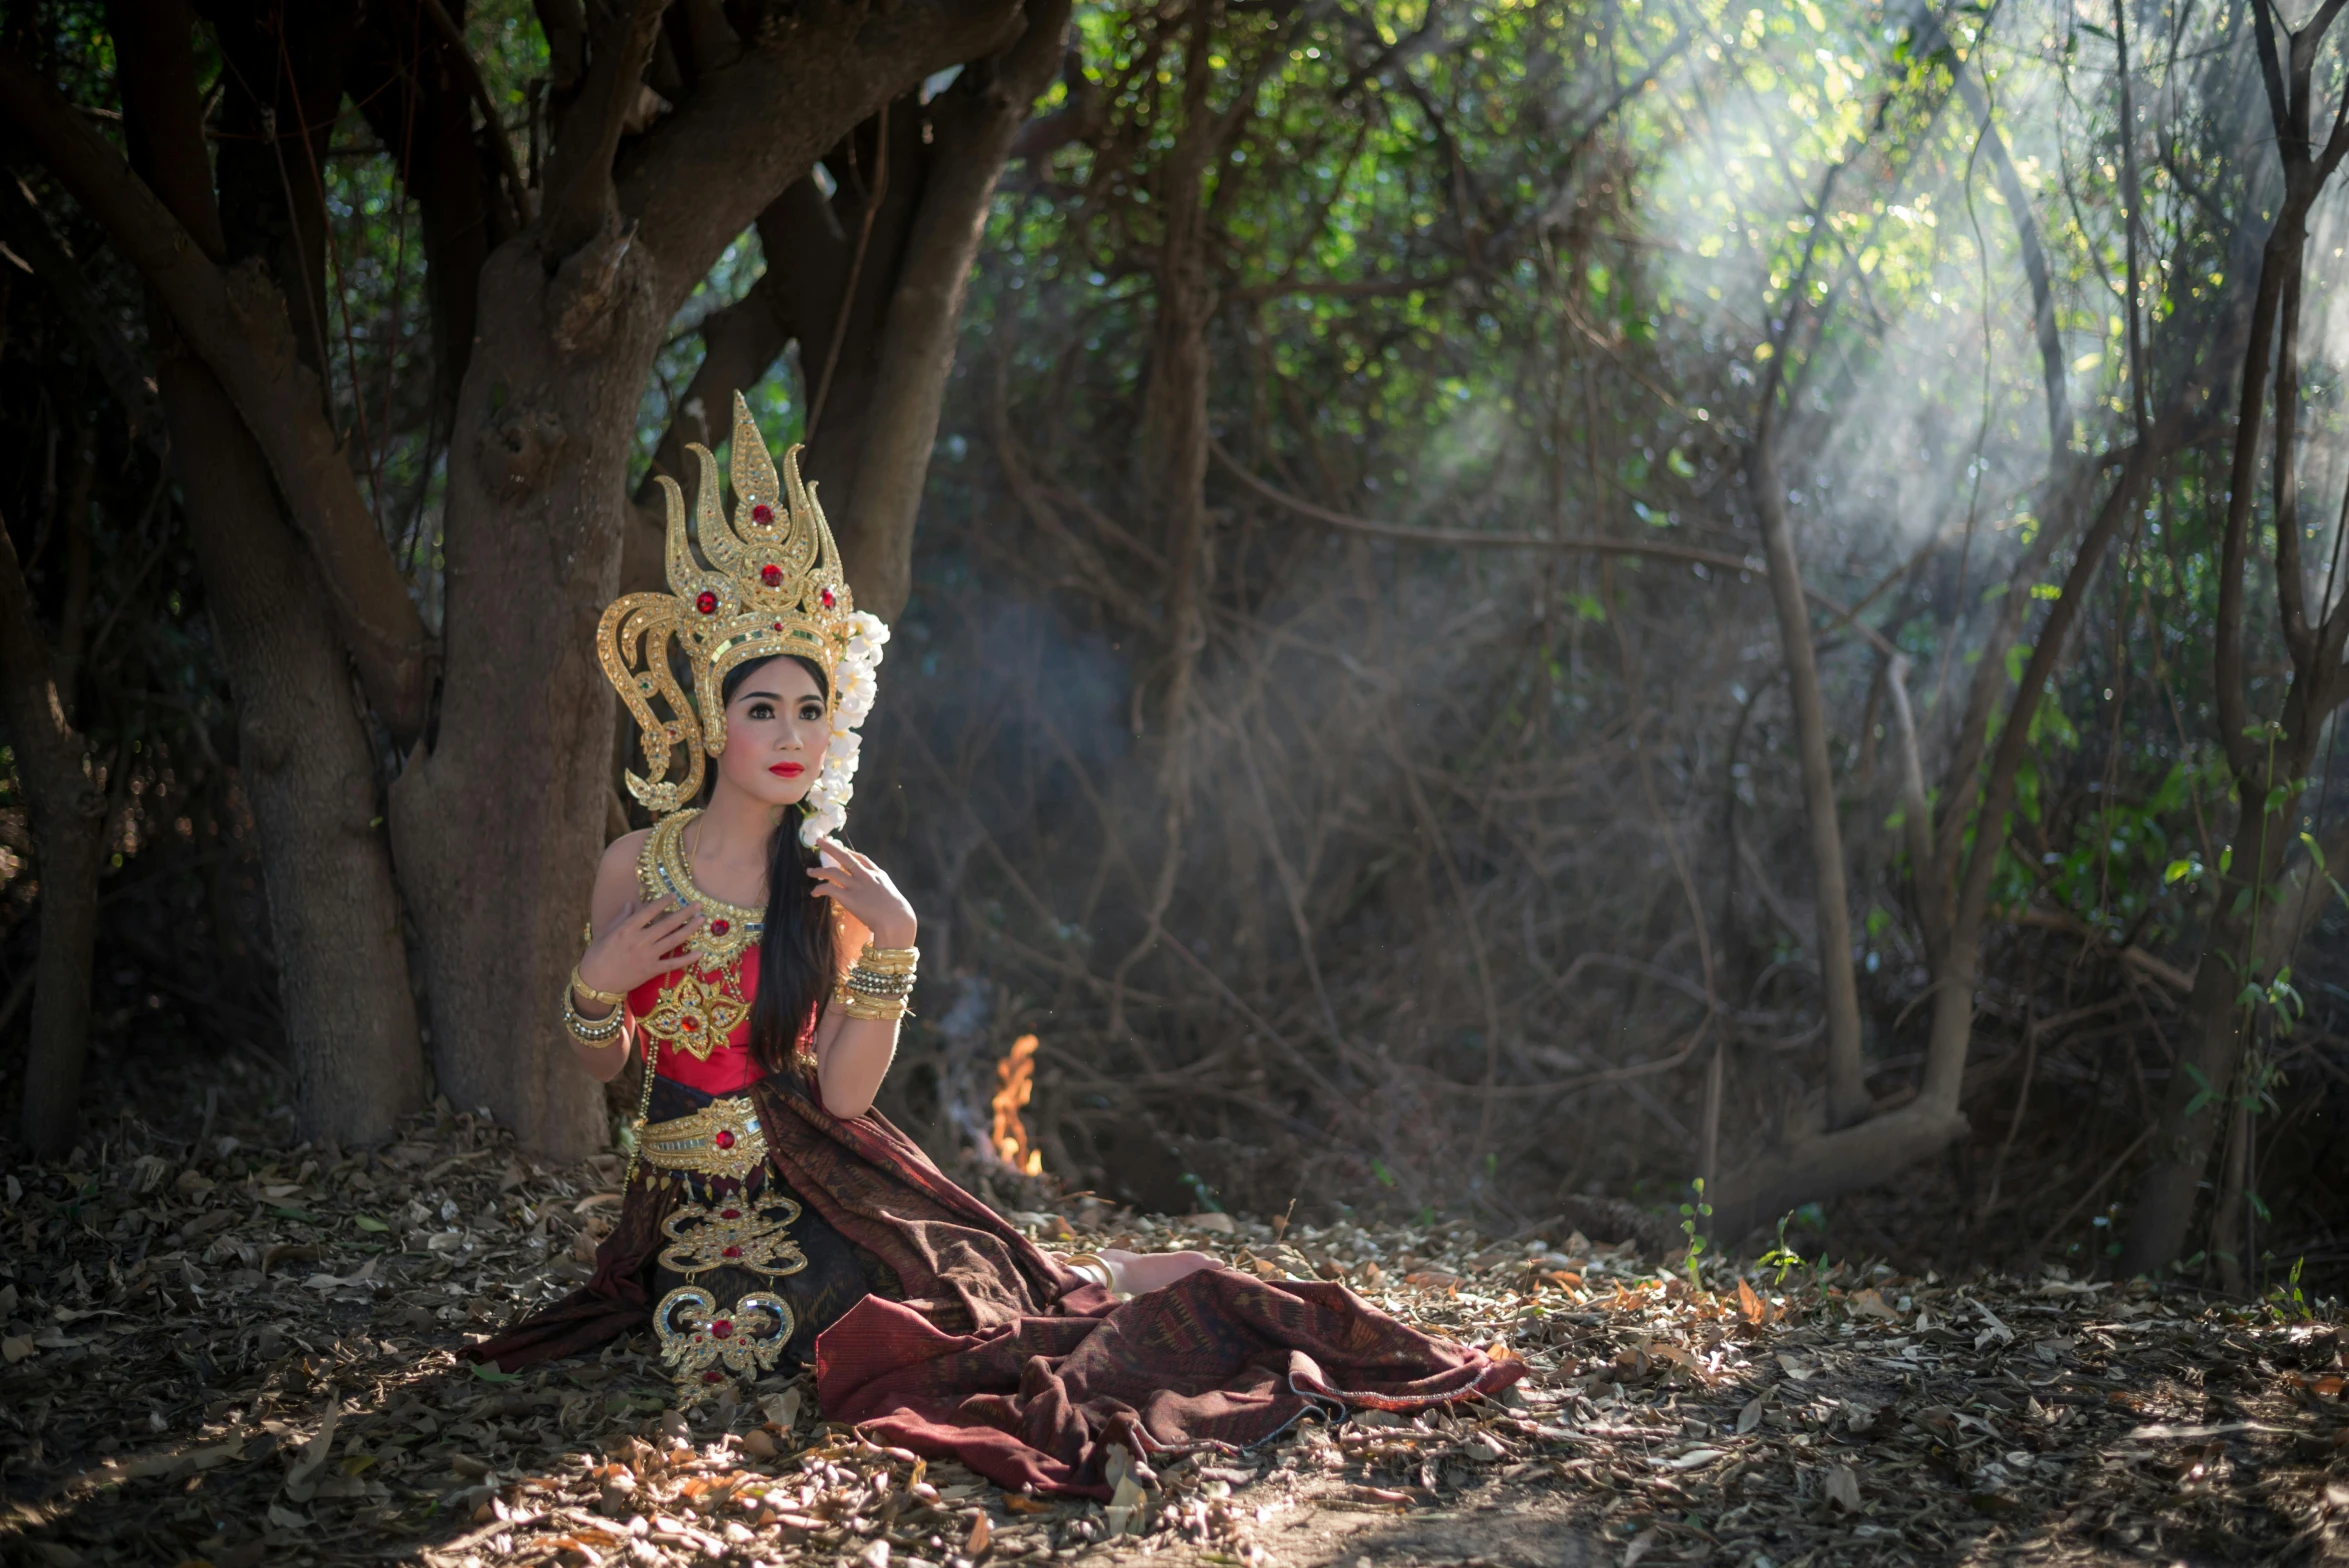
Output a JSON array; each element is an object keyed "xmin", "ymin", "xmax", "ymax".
[{"xmin": 2, "ymin": 0, "xmax": 2348, "ymax": 1291}]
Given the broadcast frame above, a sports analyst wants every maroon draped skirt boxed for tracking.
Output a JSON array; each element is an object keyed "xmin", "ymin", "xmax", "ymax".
[{"xmin": 469, "ymin": 1070, "xmax": 1521, "ymax": 1496}]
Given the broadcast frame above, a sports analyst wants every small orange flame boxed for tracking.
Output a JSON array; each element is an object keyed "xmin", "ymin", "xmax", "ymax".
[{"xmin": 991, "ymin": 1034, "xmax": 1044, "ymax": 1176}]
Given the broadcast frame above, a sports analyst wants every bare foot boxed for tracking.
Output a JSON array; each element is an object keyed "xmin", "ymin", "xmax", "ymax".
[{"xmin": 1100, "ymin": 1248, "xmax": 1221, "ymax": 1295}]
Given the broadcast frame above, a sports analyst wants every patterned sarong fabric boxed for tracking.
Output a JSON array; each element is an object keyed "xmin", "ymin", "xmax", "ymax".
[{"xmin": 467, "ymin": 1069, "xmax": 1521, "ymax": 1496}]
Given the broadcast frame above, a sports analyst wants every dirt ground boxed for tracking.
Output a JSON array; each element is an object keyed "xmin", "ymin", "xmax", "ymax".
[{"xmin": 4, "ymin": 1065, "xmax": 2348, "ymax": 1568}]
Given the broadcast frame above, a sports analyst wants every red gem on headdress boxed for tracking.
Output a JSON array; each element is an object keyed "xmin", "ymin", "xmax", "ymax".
[
  {"xmin": 714, "ymin": 1129, "xmax": 736, "ymax": 1150},
  {"xmin": 695, "ymin": 590, "xmax": 719, "ymax": 615},
  {"xmin": 703, "ymin": 1369, "xmax": 725, "ymax": 1383},
  {"xmin": 751, "ymin": 504, "xmax": 774, "ymax": 524},
  {"xmin": 722, "ymin": 1245, "xmax": 743, "ymax": 1259},
  {"xmin": 819, "ymin": 587, "xmax": 836, "ymax": 608},
  {"xmin": 712, "ymin": 1319, "xmax": 734, "ymax": 1338},
  {"xmin": 761, "ymin": 564, "xmax": 783, "ymax": 587},
  {"xmin": 721, "ymin": 1208, "xmax": 741, "ymax": 1220},
  {"xmin": 709, "ymin": 918, "xmax": 730, "ymax": 936}
]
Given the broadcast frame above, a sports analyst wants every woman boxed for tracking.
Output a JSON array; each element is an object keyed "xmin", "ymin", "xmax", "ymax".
[{"xmin": 471, "ymin": 396, "xmax": 1519, "ymax": 1494}]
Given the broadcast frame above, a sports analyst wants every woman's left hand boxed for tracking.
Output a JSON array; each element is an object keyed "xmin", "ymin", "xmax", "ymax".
[{"xmin": 810, "ymin": 838, "xmax": 917, "ymax": 949}]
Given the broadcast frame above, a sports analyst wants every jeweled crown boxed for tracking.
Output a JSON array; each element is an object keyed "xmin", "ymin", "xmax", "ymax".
[{"xmin": 598, "ymin": 392, "xmax": 857, "ymax": 816}]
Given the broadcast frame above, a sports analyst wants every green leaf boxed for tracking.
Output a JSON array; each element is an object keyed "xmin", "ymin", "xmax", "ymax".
[
  {"xmin": 471, "ymin": 1362, "xmax": 520, "ymax": 1384},
  {"xmin": 352, "ymin": 1215, "xmax": 390, "ymax": 1233},
  {"xmin": 2163, "ymin": 858, "xmax": 2197, "ymax": 885}
]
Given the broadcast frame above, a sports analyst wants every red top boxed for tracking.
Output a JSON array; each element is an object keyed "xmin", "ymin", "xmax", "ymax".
[{"xmin": 627, "ymin": 947, "xmax": 763, "ymax": 1095}]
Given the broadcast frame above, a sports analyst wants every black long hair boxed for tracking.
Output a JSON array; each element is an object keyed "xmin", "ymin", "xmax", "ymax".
[{"xmin": 717, "ymin": 655, "xmax": 837, "ymax": 1074}]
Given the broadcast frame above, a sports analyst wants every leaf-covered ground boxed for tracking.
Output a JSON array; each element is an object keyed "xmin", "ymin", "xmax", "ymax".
[{"xmin": 4, "ymin": 1084, "xmax": 2347, "ymax": 1568}]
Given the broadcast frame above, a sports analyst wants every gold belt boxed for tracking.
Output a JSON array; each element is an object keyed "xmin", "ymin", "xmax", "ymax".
[{"xmin": 639, "ymin": 1096, "xmax": 768, "ymax": 1181}]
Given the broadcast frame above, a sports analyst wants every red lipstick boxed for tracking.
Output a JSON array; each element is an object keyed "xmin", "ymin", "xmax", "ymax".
[{"xmin": 770, "ymin": 762, "xmax": 805, "ymax": 778}]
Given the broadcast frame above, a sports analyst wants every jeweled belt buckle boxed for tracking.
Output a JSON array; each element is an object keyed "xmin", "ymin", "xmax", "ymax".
[{"xmin": 639, "ymin": 1095, "xmax": 767, "ymax": 1181}]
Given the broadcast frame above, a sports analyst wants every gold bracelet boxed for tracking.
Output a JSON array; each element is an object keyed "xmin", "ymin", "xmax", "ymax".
[
  {"xmin": 843, "ymin": 964, "xmax": 917, "ymax": 998},
  {"xmin": 832, "ymin": 986, "xmax": 911, "ymax": 1022},
  {"xmin": 571, "ymin": 965, "xmax": 628, "ymax": 1007},
  {"xmin": 564, "ymin": 991, "xmax": 625, "ymax": 1044},
  {"xmin": 565, "ymin": 1014, "xmax": 624, "ymax": 1046},
  {"xmin": 855, "ymin": 943, "xmax": 919, "ymax": 973}
]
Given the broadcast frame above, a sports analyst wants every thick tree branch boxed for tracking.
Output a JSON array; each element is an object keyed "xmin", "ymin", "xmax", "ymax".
[
  {"xmin": 616, "ymin": 0, "xmax": 1028, "ymax": 317},
  {"xmin": 0, "ymin": 42, "xmax": 432, "ymax": 743},
  {"xmin": 539, "ymin": 0, "xmax": 668, "ymax": 255}
]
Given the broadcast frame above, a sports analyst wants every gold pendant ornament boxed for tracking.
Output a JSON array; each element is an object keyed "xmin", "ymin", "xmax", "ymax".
[
  {"xmin": 638, "ymin": 963, "xmax": 749, "ymax": 1062},
  {"xmin": 658, "ymin": 1194, "xmax": 811, "ymax": 1280},
  {"xmin": 654, "ymin": 1286, "xmax": 794, "ymax": 1398}
]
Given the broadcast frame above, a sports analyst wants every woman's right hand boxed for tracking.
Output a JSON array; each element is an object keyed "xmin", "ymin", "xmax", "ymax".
[{"xmin": 576, "ymin": 897, "xmax": 705, "ymax": 1002}]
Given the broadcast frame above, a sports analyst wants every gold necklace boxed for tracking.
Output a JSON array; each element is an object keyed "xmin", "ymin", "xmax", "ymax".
[{"xmin": 640, "ymin": 810, "xmax": 765, "ymax": 964}]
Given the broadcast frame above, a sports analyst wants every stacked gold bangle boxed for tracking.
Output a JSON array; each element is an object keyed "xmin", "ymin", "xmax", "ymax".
[
  {"xmin": 835, "ymin": 943, "xmax": 918, "ymax": 1021},
  {"xmin": 565, "ymin": 965, "xmax": 627, "ymax": 1046}
]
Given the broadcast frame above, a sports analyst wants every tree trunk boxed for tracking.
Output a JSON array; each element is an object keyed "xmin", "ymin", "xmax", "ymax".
[
  {"xmin": 155, "ymin": 351, "xmax": 432, "ymax": 1143},
  {"xmin": 109, "ymin": 0, "xmax": 428, "ymax": 1146},
  {"xmin": 1136, "ymin": 8, "xmax": 1224, "ymax": 758},
  {"xmin": 837, "ymin": 0, "xmax": 1072, "ymax": 619},
  {"xmin": 0, "ymin": 518, "xmax": 105, "ymax": 1157},
  {"xmin": 2120, "ymin": 690, "xmax": 2344, "ymax": 1276},
  {"xmin": 1713, "ymin": 404, "xmax": 2199, "ymax": 1243},
  {"xmin": 389, "ymin": 230, "xmax": 668, "ymax": 1154},
  {"xmin": 1749, "ymin": 438, "xmax": 1869, "ymax": 1130},
  {"xmin": 166, "ymin": 365, "xmax": 433, "ymax": 1145}
]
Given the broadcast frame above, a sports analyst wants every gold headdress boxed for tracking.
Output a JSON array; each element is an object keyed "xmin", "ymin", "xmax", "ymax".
[{"xmin": 598, "ymin": 392, "xmax": 888, "ymax": 836}]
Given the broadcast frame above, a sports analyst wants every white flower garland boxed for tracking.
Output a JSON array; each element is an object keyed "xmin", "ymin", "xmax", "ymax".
[{"xmin": 800, "ymin": 611, "xmax": 889, "ymax": 846}]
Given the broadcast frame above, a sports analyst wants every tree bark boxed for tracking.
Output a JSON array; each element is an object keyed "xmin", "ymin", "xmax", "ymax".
[
  {"xmin": 389, "ymin": 226, "xmax": 669, "ymax": 1152},
  {"xmin": 158, "ymin": 351, "xmax": 432, "ymax": 1144},
  {"xmin": 0, "ymin": 515, "xmax": 106, "ymax": 1157}
]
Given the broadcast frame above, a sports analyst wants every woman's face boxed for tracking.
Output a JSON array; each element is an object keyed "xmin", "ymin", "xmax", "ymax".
[{"xmin": 714, "ymin": 658, "xmax": 830, "ymax": 808}]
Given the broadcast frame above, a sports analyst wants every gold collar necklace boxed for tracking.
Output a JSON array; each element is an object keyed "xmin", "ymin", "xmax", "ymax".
[{"xmin": 639, "ymin": 809, "xmax": 765, "ymax": 967}]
